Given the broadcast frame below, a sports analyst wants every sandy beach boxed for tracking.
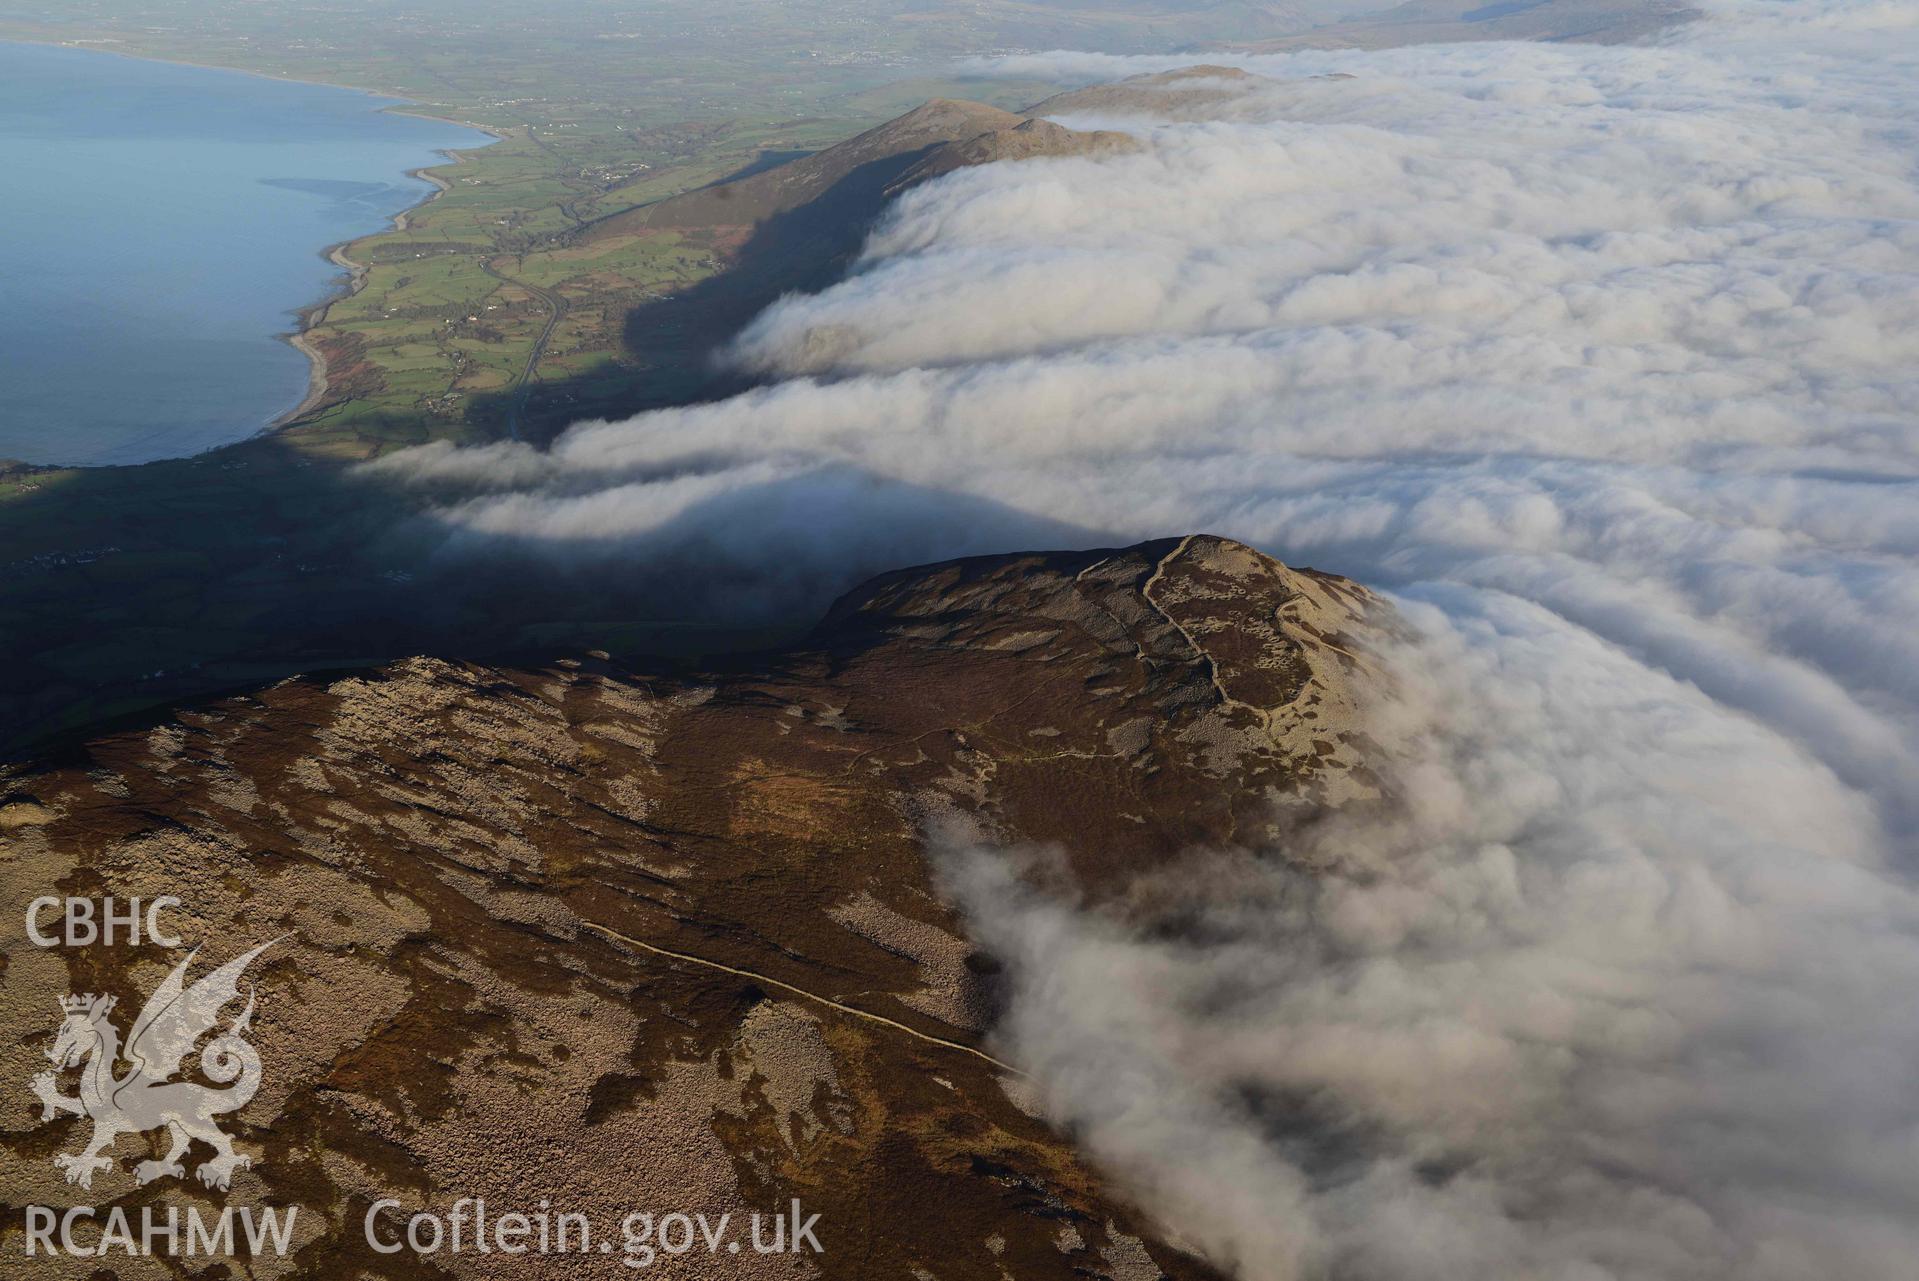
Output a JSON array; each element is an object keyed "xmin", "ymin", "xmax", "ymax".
[{"xmin": 268, "ymin": 137, "xmax": 499, "ymax": 430}]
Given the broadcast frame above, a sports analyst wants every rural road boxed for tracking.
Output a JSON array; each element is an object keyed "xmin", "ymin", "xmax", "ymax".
[{"xmin": 483, "ymin": 260, "xmax": 567, "ymax": 441}]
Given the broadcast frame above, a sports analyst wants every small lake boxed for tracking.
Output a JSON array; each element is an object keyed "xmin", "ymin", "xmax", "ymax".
[{"xmin": 0, "ymin": 41, "xmax": 493, "ymax": 466}]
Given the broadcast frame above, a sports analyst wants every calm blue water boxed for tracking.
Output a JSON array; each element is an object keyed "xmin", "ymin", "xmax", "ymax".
[{"xmin": 0, "ymin": 42, "xmax": 492, "ymax": 466}]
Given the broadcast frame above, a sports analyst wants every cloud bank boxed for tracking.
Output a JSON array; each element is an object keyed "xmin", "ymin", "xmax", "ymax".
[
  {"xmin": 940, "ymin": 588, "xmax": 1916, "ymax": 1279},
  {"xmin": 369, "ymin": 3, "xmax": 1919, "ymax": 1274}
]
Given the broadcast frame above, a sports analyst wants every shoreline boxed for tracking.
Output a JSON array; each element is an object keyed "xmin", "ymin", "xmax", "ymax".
[
  {"xmin": 268, "ymin": 244, "xmax": 364, "ymax": 430},
  {"xmin": 0, "ymin": 37, "xmax": 506, "ymax": 442},
  {"xmin": 266, "ymin": 145, "xmax": 488, "ymax": 430},
  {"xmin": 0, "ymin": 35, "xmax": 500, "ymax": 134}
]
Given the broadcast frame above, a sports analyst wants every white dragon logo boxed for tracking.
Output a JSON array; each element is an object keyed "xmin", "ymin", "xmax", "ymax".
[{"xmin": 29, "ymin": 939, "xmax": 278, "ymax": 1191}]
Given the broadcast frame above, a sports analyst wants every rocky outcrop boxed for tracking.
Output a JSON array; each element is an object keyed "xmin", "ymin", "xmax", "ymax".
[{"xmin": 0, "ymin": 537, "xmax": 1390, "ymax": 1278}]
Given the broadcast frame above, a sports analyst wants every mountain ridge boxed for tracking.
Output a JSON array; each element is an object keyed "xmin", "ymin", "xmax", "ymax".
[
  {"xmin": 592, "ymin": 96, "xmax": 1136, "ymax": 241},
  {"xmin": 1, "ymin": 535, "xmax": 1391, "ymax": 1278}
]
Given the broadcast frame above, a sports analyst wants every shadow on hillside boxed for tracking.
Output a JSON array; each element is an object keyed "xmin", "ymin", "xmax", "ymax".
[
  {"xmin": 0, "ymin": 433, "xmax": 1109, "ymax": 765},
  {"xmin": 466, "ymin": 144, "xmax": 951, "ymax": 444},
  {"xmin": 389, "ymin": 464, "xmax": 1108, "ymax": 631},
  {"xmin": 707, "ymin": 148, "xmax": 816, "ymax": 185},
  {"xmin": 0, "ymin": 140, "xmax": 1070, "ymax": 763}
]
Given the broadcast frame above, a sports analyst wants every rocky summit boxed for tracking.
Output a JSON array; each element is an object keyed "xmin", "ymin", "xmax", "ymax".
[{"xmin": 0, "ymin": 536, "xmax": 1390, "ymax": 1279}]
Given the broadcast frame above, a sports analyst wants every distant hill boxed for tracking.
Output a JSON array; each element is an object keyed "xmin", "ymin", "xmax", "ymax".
[
  {"xmin": 1225, "ymin": 0, "xmax": 1697, "ymax": 49},
  {"xmin": 593, "ymin": 98, "xmax": 1129, "ymax": 240},
  {"xmin": 890, "ymin": 116, "xmax": 1140, "ymax": 191},
  {"xmin": 1027, "ymin": 65, "xmax": 1276, "ymax": 119},
  {"xmin": 575, "ymin": 97, "xmax": 1140, "ymax": 411},
  {"xmin": 889, "ymin": 0, "xmax": 1328, "ymax": 48}
]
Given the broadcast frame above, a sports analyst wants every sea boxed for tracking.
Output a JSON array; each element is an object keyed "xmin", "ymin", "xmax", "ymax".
[{"xmin": 0, "ymin": 41, "xmax": 492, "ymax": 466}]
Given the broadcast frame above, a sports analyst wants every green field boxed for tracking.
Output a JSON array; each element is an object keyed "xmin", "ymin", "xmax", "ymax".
[{"xmin": 283, "ymin": 113, "xmax": 876, "ymax": 454}]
